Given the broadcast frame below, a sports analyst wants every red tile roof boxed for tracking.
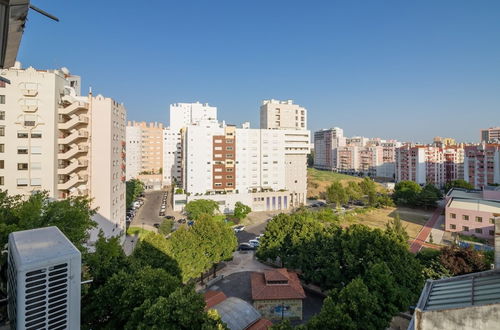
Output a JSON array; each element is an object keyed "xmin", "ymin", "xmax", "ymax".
[
  {"xmin": 247, "ymin": 318, "xmax": 273, "ymax": 330},
  {"xmin": 251, "ymin": 269, "xmax": 306, "ymax": 300},
  {"xmin": 204, "ymin": 290, "xmax": 227, "ymax": 310}
]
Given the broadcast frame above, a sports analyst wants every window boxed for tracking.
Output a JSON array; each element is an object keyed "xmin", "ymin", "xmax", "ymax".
[
  {"xmin": 31, "ymin": 178, "xmax": 41, "ymax": 186},
  {"xmin": 214, "ymin": 175, "xmax": 222, "ymax": 179},
  {"xmin": 226, "ymin": 139, "xmax": 234, "ymax": 144},
  {"xmin": 0, "ymin": 95, "xmax": 5, "ymax": 104},
  {"xmin": 476, "ymin": 216, "xmax": 483, "ymax": 223},
  {"xmin": 462, "ymin": 215, "xmax": 469, "ymax": 221},
  {"xmin": 0, "ymin": 144, "xmax": 4, "ymax": 153},
  {"xmin": 0, "ymin": 126, "xmax": 4, "ymax": 136},
  {"xmin": 450, "ymin": 224, "xmax": 456, "ymax": 229},
  {"xmin": 31, "ymin": 146, "xmax": 41, "ymax": 154},
  {"xmin": 490, "ymin": 230, "xmax": 495, "ymax": 236},
  {"xmin": 17, "ymin": 163, "xmax": 28, "ymax": 170},
  {"xmin": 17, "ymin": 147, "xmax": 27, "ymax": 154},
  {"xmin": 214, "ymin": 146, "xmax": 222, "ymax": 151},
  {"xmin": 226, "ymin": 154, "xmax": 233, "ymax": 158},
  {"xmin": 226, "ymin": 146, "xmax": 233, "ymax": 151},
  {"xmin": 31, "ymin": 131, "xmax": 42, "ymax": 138},
  {"xmin": 214, "ymin": 139, "xmax": 222, "ymax": 143},
  {"xmin": 0, "ymin": 176, "xmax": 3, "ymax": 185},
  {"xmin": 475, "ymin": 228, "xmax": 482, "ymax": 234},
  {"xmin": 490, "ymin": 218, "xmax": 495, "ymax": 224},
  {"xmin": 226, "ymin": 168, "xmax": 233, "ymax": 172},
  {"xmin": 0, "ymin": 111, "xmax": 4, "ymax": 120},
  {"xmin": 16, "ymin": 178, "xmax": 28, "ymax": 187},
  {"xmin": 214, "ymin": 183, "xmax": 222, "ymax": 187},
  {"xmin": 226, "ymin": 175, "xmax": 233, "ymax": 179},
  {"xmin": 214, "ymin": 154, "xmax": 222, "ymax": 158},
  {"xmin": 17, "ymin": 131, "xmax": 28, "ymax": 138},
  {"xmin": 31, "ymin": 162, "xmax": 41, "ymax": 170},
  {"xmin": 227, "ymin": 182, "xmax": 233, "ymax": 186},
  {"xmin": 462, "ymin": 226, "xmax": 469, "ymax": 232},
  {"xmin": 214, "ymin": 168, "xmax": 222, "ymax": 172},
  {"xmin": 0, "ymin": 160, "xmax": 3, "ymax": 169}
]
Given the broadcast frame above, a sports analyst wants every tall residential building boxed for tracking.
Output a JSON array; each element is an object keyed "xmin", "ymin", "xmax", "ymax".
[
  {"xmin": 313, "ymin": 127, "xmax": 345, "ymax": 170},
  {"xmin": 169, "ymin": 102, "xmax": 217, "ymax": 131},
  {"xmin": 125, "ymin": 121, "xmax": 163, "ymax": 189},
  {"xmin": 395, "ymin": 145, "xmax": 465, "ymax": 187},
  {"xmin": 0, "ymin": 65, "xmax": 126, "ymax": 241},
  {"xmin": 260, "ymin": 99, "xmax": 307, "ymax": 130},
  {"xmin": 464, "ymin": 143, "xmax": 500, "ymax": 189},
  {"xmin": 433, "ymin": 136, "xmax": 456, "ymax": 147},
  {"xmin": 162, "ymin": 128, "xmax": 182, "ymax": 185},
  {"xmin": 481, "ymin": 127, "xmax": 500, "ymax": 143}
]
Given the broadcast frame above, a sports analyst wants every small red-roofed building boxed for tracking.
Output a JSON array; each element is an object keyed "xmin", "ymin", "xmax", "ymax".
[{"xmin": 251, "ymin": 269, "xmax": 306, "ymax": 320}]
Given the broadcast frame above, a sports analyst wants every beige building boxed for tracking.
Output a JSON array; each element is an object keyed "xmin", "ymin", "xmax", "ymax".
[
  {"xmin": 260, "ymin": 99, "xmax": 307, "ymax": 130},
  {"xmin": 0, "ymin": 64, "xmax": 126, "ymax": 242}
]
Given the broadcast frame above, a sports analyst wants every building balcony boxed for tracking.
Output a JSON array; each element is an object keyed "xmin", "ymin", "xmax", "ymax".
[
  {"xmin": 58, "ymin": 145, "xmax": 89, "ymax": 160},
  {"xmin": 59, "ymin": 100, "xmax": 88, "ymax": 116},
  {"xmin": 58, "ymin": 129, "xmax": 89, "ymax": 145},
  {"xmin": 58, "ymin": 115, "xmax": 89, "ymax": 130},
  {"xmin": 22, "ymin": 89, "xmax": 38, "ymax": 97},
  {"xmin": 58, "ymin": 159, "xmax": 88, "ymax": 175},
  {"xmin": 58, "ymin": 174, "xmax": 88, "ymax": 190}
]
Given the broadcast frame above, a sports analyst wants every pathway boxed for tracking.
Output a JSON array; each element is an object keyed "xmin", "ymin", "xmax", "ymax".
[{"xmin": 409, "ymin": 203, "xmax": 444, "ymax": 253}]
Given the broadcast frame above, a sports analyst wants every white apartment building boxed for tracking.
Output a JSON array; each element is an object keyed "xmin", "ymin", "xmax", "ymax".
[
  {"xmin": 260, "ymin": 99, "xmax": 307, "ymax": 130},
  {"xmin": 0, "ymin": 64, "xmax": 126, "ymax": 242},
  {"xmin": 162, "ymin": 128, "xmax": 182, "ymax": 185},
  {"xmin": 125, "ymin": 125, "xmax": 141, "ymax": 180},
  {"xmin": 169, "ymin": 102, "xmax": 217, "ymax": 131}
]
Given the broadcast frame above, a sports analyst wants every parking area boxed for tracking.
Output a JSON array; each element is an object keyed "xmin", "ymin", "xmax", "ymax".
[{"xmin": 129, "ymin": 190, "xmax": 167, "ymax": 230}]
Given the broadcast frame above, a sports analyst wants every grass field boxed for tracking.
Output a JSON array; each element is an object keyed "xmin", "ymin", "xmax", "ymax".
[
  {"xmin": 126, "ymin": 226, "xmax": 153, "ymax": 238},
  {"xmin": 345, "ymin": 206, "xmax": 432, "ymax": 240},
  {"xmin": 307, "ymin": 168, "xmax": 363, "ymax": 198}
]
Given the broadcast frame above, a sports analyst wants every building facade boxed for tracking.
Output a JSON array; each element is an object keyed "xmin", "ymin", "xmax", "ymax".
[
  {"xmin": 0, "ymin": 65, "xmax": 126, "ymax": 241},
  {"xmin": 464, "ymin": 143, "xmax": 500, "ymax": 189},
  {"xmin": 313, "ymin": 127, "xmax": 345, "ymax": 171},
  {"xmin": 260, "ymin": 99, "xmax": 307, "ymax": 130},
  {"xmin": 481, "ymin": 127, "xmax": 500, "ymax": 143}
]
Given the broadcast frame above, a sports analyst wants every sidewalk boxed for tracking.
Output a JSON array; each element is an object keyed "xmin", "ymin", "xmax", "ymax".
[{"xmin": 409, "ymin": 204, "xmax": 444, "ymax": 253}]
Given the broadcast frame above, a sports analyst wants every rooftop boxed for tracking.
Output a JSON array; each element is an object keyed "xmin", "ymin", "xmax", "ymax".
[
  {"xmin": 446, "ymin": 188, "xmax": 483, "ymax": 200},
  {"xmin": 251, "ymin": 269, "xmax": 306, "ymax": 301},
  {"xmin": 204, "ymin": 290, "xmax": 228, "ymax": 310},
  {"xmin": 209, "ymin": 296, "xmax": 261, "ymax": 330},
  {"xmin": 448, "ymin": 198, "xmax": 500, "ymax": 213}
]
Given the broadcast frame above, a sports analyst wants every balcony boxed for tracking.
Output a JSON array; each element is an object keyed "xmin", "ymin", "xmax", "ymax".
[
  {"xmin": 58, "ymin": 129, "xmax": 89, "ymax": 145},
  {"xmin": 22, "ymin": 89, "xmax": 38, "ymax": 97},
  {"xmin": 58, "ymin": 174, "xmax": 88, "ymax": 190},
  {"xmin": 21, "ymin": 104, "xmax": 38, "ymax": 112},
  {"xmin": 59, "ymin": 100, "xmax": 88, "ymax": 115},
  {"xmin": 58, "ymin": 145, "xmax": 89, "ymax": 160},
  {"xmin": 58, "ymin": 159, "xmax": 88, "ymax": 175},
  {"xmin": 59, "ymin": 115, "xmax": 89, "ymax": 130}
]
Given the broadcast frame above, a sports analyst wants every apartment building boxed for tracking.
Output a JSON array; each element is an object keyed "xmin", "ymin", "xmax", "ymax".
[
  {"xmin": 433, "ymin": 136, "xmax": 456, "ymax": 147},
  {"xmin": 481, "ymin": 127, "xmax": 500, "ymax": 143},
  {"xmin": 0, "ymin": 64, "xmax": 126, "ymax": 241},
  {"xmin": 170, "ymin": 102, "xmax": 217, "ymax": 131},
  {"xmin": 125, "ymin": 121, "xmax": 163, "ymax": 189},
  {"xmin": 395, "ymin": 145, "xmax": 427, "ymax": 185},
  {"xmin": 162, "ymin": 128, "xmax": 182, "ymax": 185},
  {"xmin": 313, "ymin": 127, "xmax": 345, "ymax": 170},
  {"xmin": 464, "ymin": 143, "xmax": 500, "ymax": 189},
  {"xmin": 260, "ymin": 99, "xmax": 306, "ymax": 130}
]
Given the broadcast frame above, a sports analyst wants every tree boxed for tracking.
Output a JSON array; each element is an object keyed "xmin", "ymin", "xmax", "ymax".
[
  {"xmin": 385, "ymin": 213, "xmax": 409, "ymax": 245},
  {"xmin": 307, "ymin": 150, "xmax": 315, "ymax": 167},
  {"xmin": 439, "ymin": 246, "xmax": 489, "ymax": 276},
  {"xmin": 393, "ymin": 181, "xmax": 422, "ymax": 206},
  {"xmin": 345, "ymin": 181, "xmax": 363, "ymax": 202},
  {"xmin": 444, "ymin": 179, "xmax": 474, "ymax": 193},
  {"xmin": 417, "ymin": 184, "xmax": 442, "ymax": 209},
  {"xmin": 126, "ymin": 179, "xmax": 144, "ymax": 209},
  {"xmin": 185, "ymin": 199, "xmax": 220, "ymax": 220},
  {"xmin": 233, "ymin": 202, "xmax": 251, "ymax": 220},
  {"xmin": 325, "ymin": 182, "xmax": 348, "ymax": 207},
  {"xmin": 159, "ymin": 219, "xmax": 173, "ymax": 235}
]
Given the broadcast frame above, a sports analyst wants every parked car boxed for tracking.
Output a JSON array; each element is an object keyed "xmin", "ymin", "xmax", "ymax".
[
  {"xmin": 238, "ymin": 243, "xmax": 255, "ymax": 251},
  {"xmin": 310, "ymin": 203, "xmax": 319, "ymax": 207},
  {"xmin": 187, "ymin": 220, "xmax": 195, "ymax": 226},
  {"xmin": 177, "ymin": 218, "xmax": 186, "ymax": 224},
  {"xmin": 153, "ymin": 223, "xmax": 160, "ymax": 229},
  {"xmin": 159, "ymin": 211, "xmax": 165, "ymax": 216},
  {"xmin": 317, "ymin": 201, "xmax": 326, "ymax": 206},
  {"xmin": 233, "ymin": 225, "xmax": 245, "ymax": 233},
  {"xmin": 165, "ymin": 215, "xmax": 175, "ymax": 220},
  {"xmin": 248, "ymin": 239, "xmax": 260, "ymax": 247}
]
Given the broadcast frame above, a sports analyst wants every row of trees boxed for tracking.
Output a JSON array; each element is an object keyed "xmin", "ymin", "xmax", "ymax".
[
  {"xmin": 184, "ymin": 199, "xmax": 252, "ymax": 222},
  {"xmin": 125, "ymin": 179, "xmax": 145, "ymax": 209},
  {"xmin": 325, "ymin": 177, "xmax": 394, "ymax": 208},
  {"xmin": 257, "ymin": 211, "xmax": 423, "ymax": 329},
  {"xmin": 393, "ymin": 181, "xmax": 442, "ymax": 208}
]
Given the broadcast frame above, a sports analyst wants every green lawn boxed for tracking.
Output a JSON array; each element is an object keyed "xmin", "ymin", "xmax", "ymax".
[
  {"xmin": 127, "ymin": 226, "xmax": 152, "ymax": 238},
  {"xmin": 307, "ymin": 168, "xmax": 363, "ymax": 198}
]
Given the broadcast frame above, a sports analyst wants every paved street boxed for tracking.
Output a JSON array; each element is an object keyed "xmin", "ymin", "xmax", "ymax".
[{"xmin": 130, "ymin": 190, "xmax": 166, "ymax": 230}]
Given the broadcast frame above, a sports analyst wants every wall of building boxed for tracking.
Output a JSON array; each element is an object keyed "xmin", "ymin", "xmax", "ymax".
[
  {"xmin": 414, "ymin": 304, "xmax": 500, "ymax": 330},
  {"xmin": 445, "ymin": 203, "xmax": 496, "ymax": 239},
  {"xmin": 260, "ymin": 99, "xmax": 306, "ymax": 130},
  {"xmin": 253, "ymin": 299, "xmax": 303, "ymax": 321}
]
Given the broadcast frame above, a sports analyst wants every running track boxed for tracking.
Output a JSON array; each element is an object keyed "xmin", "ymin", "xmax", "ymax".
[{"xmin": 409, "ymin": 205, "xmax": 444, "ymax": 253}]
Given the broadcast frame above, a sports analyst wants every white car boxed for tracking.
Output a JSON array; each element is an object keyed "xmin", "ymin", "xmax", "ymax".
[
  {"xmin": 248, "ymin": 239, "xmax": 260, "ymax": 247},
  {"xmin": 233, "ymin": 225, "xmax": 245, "ymax": 233}
]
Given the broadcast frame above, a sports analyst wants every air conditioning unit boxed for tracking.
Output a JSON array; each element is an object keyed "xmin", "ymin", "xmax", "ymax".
[{"xmin": 8, "ymin": 226, "xmax": 81, "ymax": 330}]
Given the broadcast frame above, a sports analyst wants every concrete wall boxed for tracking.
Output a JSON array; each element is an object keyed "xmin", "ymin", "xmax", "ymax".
[
  {"xmin": 414, "ymin": 304, "xmax": 500, "ymax": 330},
  {"xmin": 253, "ymin": 299, "xmax": 303, "ymax": 321}
]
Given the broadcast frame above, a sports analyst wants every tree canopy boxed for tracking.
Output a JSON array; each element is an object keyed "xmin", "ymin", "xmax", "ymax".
[
  {"xmin": 185, "ymin": 199, "xmax": 220, "ymax": 220},
  {"xmin": 393, "ymin": 181, "xmax": 441, "ymax": 208},
  {"xmin": 233, "ymin": 202, "xmax": 251, "ymax": 220},
  {"xmin": 444, "ymin": 179, "xmax": 474, "ymax": 193},
  {"xmin": 126, "ymin": 179, "xmax": 144, "ymax": 209}
]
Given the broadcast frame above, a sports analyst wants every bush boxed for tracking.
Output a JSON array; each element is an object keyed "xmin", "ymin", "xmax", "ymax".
[{"xmin": 159, "ymin": 220, "xmax": 173, "ymax": 235}]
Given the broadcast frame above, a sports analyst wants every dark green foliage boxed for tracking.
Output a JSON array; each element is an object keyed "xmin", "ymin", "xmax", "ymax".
[
  {"xmin": 385, "ymin": 214, "xmax": 409, "ymax": 245},
  {"xmin": 325, "ymin": 181, "xmax": 349, "ymax": 207},
  {"xmin": 159, "ymin": 219, "xmax": 173, "ymax": 235},
  {"xmin": 307, "ymin": 150, "xmax": 314, "ymax": 167},
  {"xmin": 233, "ymin": 202, "xmax": 251, "ymax": 220},
  {"xmin": 393, "ymin": 181, "xmax": 422, "ymax": 206},
  {"xmin": 444, "ymin": 179, "xmax": 474, "ymax": 193},
  {"xmin": 185, "ymin": 199, "xmax": 220, "ymax": 220},
  {"xmin": 126, "ymin": 179, "xmax": 144, "ymax": 209},
  {"xmin": 417, "ymin": 184, "xmax": 442, "ymax": 208}
]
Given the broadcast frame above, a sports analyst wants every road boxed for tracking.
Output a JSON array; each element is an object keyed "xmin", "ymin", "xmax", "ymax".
[
  {"xmin": 409, "ymin": 203, "xmax": 444, "ymax": 253},
  {"xmin": 236, "ymin": 219, "xmax": 270, "ymax": 244},
  {"xmin": 130, "ymin": 190, "xmax": 166, "ymax": 230}
]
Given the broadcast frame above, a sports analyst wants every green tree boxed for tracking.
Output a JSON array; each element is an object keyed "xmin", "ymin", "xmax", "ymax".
[
  {"xmin": 444, "ymin": 179, "xmax": 474, "ymax": 193},
  {"xmin": 159, "ymin": 219, "xmax": 173, "ymax": 235},
  {"xmin": 185, "ymin": 199, "xmax": 220, "ymax": 220},
  {"xmin": 385, "ymin": 213, "xmax": 409, "ymax": 245},
  {"xmin": 417, "ymin": 184, "xmax": 442, "ymax": 209},
  {"xmin": 126, "ymin": 179, "xmax": 144, "ymax": 209},
  {"xmin": 325, "ymin": 182, "xmax": 348, "ymax": 207},
  {"xmin": 345, "ymin": 181, "xmax": 363, "ymax": 202},
  {"xmin": 393, "ymin": 181, "xmax": 422, "ymax": 206},
  {"xmin": 307, "ymin": 150, "xmax": 315, "ymax": 167},
  {"xmin": 233, "ymin": 202, "xmax": 251, "ymax": 220}
]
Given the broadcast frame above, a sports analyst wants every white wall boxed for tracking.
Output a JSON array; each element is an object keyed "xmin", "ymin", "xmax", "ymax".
[{"xmin": 126, "ymin": 126, "xmax": 141, "ymax": 180}]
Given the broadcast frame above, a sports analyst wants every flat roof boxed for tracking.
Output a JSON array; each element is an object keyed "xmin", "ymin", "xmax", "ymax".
[
  {"xmin": 447, "ymin": 188, "xmax": 483, "ymax": 200},
  {"xmin": 415, "ymin": 270, "xmax": 500, "ymax": 312},
  {"xmin": 9, "ymin": 226, "xmax": 80, "ymax": 267},
  {"xmin": 448, "ymin": 198, "xmax": 500, "ymax": 213}
]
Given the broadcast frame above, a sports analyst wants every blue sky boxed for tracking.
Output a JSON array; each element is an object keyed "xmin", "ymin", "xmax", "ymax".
[{"xmin": 18, "ymin": 1, "xmax": 500, "ymax": 143}]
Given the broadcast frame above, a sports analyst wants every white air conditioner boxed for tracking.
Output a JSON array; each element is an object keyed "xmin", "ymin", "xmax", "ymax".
[{"xmin": 8, "ymin": 226, "xmax": 81, "ymax": 330}]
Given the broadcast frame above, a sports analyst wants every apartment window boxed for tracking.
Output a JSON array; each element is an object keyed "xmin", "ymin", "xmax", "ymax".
[
  {"xmin": 490, "ymin": 218, "xmax": 495, "ymax": 224},
  {"xmin": 31, "ymin": 162, "xmax": 41, "ymax": 170},
  {"xmin": 0, "ymin": 160, "xmax": 3, "ymax": 169},
  {"xmin": 31, "ymin": 146, "xmax": 41, "ymax": 154},
  {"xmin": 462, "ymin": 215, "xmax": 469, "ymax": 221},
  {"xmin": 462, "ymin": 226, "xmax": 469, "ymax": 232},
  {"xmin": 214, "ymin": 146, "xmax": 222, "ymax": 151},
  {"xmin": 0, "ymin": 111, "xmax": 4, "ymax": 120},
  {"xmin": 226, "ymin": 175, "xmax": 233, "ymax": 179},
  {"xmin": 0, "ymin": 95, "xmax": 5, "ymax": 104},
  {"xmin": 17, "ymin": 147, "xmax": 27, "ymax": 154},
  {"xmin": 214, "ymin": 168, "xmax": 222, "ymax": 172},
  {"xmin": 227, "ymin": 182, "xmax": 233, "ymax": 187},
  {"xmin": 226, "ymin": 139, "xmax": 234, "ymax": 144},
  {"xmin": 0, "ymin": 126, "xmax": 4, "ymax": 137},
  {"xmin": 16, "ymin": 178, "xmax": 28, "ymax": 187},
  {"xmin": 17, "ymin": 163, "xmax": 28, "ymax": 170},
  {"xmin": 226, "ymin": 168, "xmax": 233, "ymax": 172},
  {"xmin": 31, "ymin": 178, "xmax": 41, "ymax": 186},
  {"xmin": 450, "ymin": 224, "xmax": 456, "ymax": 230},
  {"xmin": 214, "ymin": 175, "xmax": 222, "ymax": 179},
  {"xmin": 226, "ymin": 154, "xmax": 233, "ymax": 158},
  {"xmin": 475, "ymin": 228, "xmax": 482, "ymax": 234},
  {"xmin": 214, "ymin": 183, "xmax": 222, "ymax": 187},
  {"xmin": 214, "ymin": 139, "xmax": 222, "ymax": 143},
  {"xmin": 226, "ymin": 146, "xmax": 233, "ymax": 151},
  {"xmin": 0, "ymin": 176, "xmax": 3, "ymax": 185},
  {"xmin": 31, "ymin": 131, "xmax": 42, "ymax": 138},
  {"xmin": 490, "ymin": 230, "xmax": 495, "ymax": 236},
  {"xmin": 476, "ymin": 216, "xmax": 483, "ymax": 223},
  {"xmin": 17, "ymin": 131, "xmax": 28, "ymax": 138},
  {"xmin": 214, "ymin": 154, "xmax": 222, "ymax": 158},
  {"xmin": 0, "ymin": 144, "xmax": 4, "ymax": 153}
]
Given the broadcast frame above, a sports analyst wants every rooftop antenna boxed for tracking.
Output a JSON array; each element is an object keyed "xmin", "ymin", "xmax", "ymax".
[{"xmin": 29, "ymin": 3, "xmax": 60, "ymax": 22}]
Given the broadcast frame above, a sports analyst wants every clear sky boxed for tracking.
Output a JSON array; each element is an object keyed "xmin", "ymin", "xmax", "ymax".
[{"xmin": 17, "ymin": 1, "xmax": 500, "ymax": 143}]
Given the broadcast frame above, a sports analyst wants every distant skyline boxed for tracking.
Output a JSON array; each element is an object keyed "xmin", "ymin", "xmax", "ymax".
[{"xmin": 16, "ymin": 1, "xmax": 500, "ymax": 143}]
